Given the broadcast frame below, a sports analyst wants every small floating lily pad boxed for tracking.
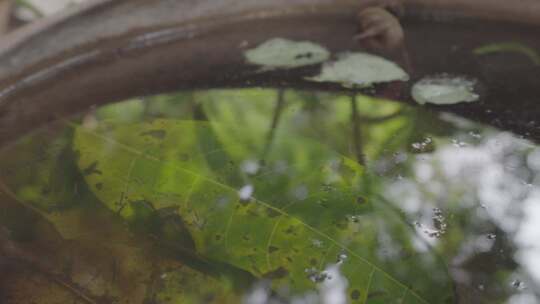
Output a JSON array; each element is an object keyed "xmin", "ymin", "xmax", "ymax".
[
  {"xmin": 412, "ymin": 75, "xmax": 479, "ymax": 105},
  {"xmin": 244, "ymin": 38, "xmax": 330, "ymax": 69},
  {"xmin": 306, "ymin": 52, "xmax": 409, "ymax": 88}
]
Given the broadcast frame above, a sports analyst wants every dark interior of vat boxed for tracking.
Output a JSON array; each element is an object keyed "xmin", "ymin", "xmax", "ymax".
[{"xmin": 0, "ymin": 1, "xmax": 540, "ymax": 304}]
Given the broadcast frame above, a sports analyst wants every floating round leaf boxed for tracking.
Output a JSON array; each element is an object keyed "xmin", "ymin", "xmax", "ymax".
[
  {"xmin": 306, "ymin": 53, "xmax": 409, "ymax": 88},
  {"xmin": 244, "ymin": 38, "xmax": 330, "ymax": 69},
  {"xmin": 412, "ymin": 75, "xmax": 479, "ymax": 105}
]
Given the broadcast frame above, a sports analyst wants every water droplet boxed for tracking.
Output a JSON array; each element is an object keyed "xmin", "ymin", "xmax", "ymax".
[
  {"xmin": 321, "ymin": 184, "xmax": 334, "ymax": 192},
  {"xmin": 347, "ymin": 215, "xmax": 360, "ymax": 223},
  {"xmin": 432, "ymin": 208, "xmax": 447, "ymax": 235},
  {"xmin": 469, "ymin": 131, "xmax": 482, "ymax": 139},
  {"xmin": 417, "ymin": 209, "xmax": 448, "ymax": 238},
  {"xmin": 411, "ymin": 137, "xmax": 434, "ymax": 153},
  {"xmin": 451, "ymin": 139, "xmax": 467, "ymax": 148},
  {"xmin": 337, "ymin": 252, "xmax": 348, "ymax": 264},
  {"xmin": 424, "ymin": 229, "xmax": 444, "ymax": 238},
  {"xmin": 511, "ymin": 279, "xmax": 526, "ymax": 290},
  {"xmin": 305, "ymin": 268, "xmax": 331, "ymax": 283}
]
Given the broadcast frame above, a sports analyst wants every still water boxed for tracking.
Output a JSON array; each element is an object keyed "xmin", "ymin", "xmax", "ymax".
[{"xmin": 0, "ymin": 89, "xmax": 538, "ymax": 303}]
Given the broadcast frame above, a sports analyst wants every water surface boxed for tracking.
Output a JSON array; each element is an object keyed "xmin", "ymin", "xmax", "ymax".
[{"xmin": 0, "ymin": 89, "xmax": 538, "ymax": 304}]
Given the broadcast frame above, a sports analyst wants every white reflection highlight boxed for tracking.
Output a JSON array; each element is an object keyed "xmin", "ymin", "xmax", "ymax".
[
  {"xmin": 243, "ymin": 284, "xmax": 270, "ymax": 304},
  {"xmin": 384, "ymin": 130, "xmax": 540, "ymax": 295},
  {"xmin": 319, "ymin": 265, "xmax": 348, "ymax": 304},
  {"xmin": 243, "ymin": 263, "xmax": 348, "ymax": 304},
  {"xmin": 507, "ymin": 293, "xmax": 538, "ymax": 304},
  {"xmin": 515, "ymin": 190, "xmax": 540, "ymax": 283}
]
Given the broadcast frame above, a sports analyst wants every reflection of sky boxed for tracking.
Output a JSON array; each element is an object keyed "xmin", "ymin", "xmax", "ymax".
[
  {"xmin": 384, "ymin": 125, "xmax": 540, "ymax": 301},
  {"xmin": 243, "ymin": 124, "xmax": 540, "ymax": 303},
  {"xmin": 515, "ymin": 189, "xmax": 540, "ymax": 282}
]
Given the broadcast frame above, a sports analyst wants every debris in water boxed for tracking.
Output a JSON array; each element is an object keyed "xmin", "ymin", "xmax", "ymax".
[
  {"xmin": 511, "ymin": 279, "xmax": 526, "ymax": 290},
  {"xmin": 416, "ymin": 208, "xmax": 448, "ymax": 238},
  {"xmin": 432, "ymin": 208, "xmax": 447, "ymax": 234},
  {"xmin": 305, "ymin": 268, "xmax": 332, "ymax": 283},
  {"xmin": 411, "ymin": 137, "xmax": 434, "ymax": 153},
  {"xmin": 347, "ymin": 215, "xmax": 360, "ymax": 223}
]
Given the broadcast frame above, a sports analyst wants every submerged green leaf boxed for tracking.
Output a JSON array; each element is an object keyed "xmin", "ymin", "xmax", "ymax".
[
  {"xmin": 73, "ymin": 117, "xmax": 454, "ymax": 303},
  {"xmin": 0, "ymin": 125, "xmax": 242, "ymax": 304}
]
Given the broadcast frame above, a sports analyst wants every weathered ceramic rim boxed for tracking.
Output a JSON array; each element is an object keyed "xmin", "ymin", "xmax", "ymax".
[{"xmin": 0, "ymin": 0, "xmax": 539, "ymax": 146}]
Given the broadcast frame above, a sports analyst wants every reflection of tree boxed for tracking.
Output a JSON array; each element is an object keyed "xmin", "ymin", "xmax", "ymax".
[
  {"xmin": 351, "ymin": 93, "xmax": 366, "ymax": 165},
  {"xmin": 261, "ymin": 89, "xmax": 286, "ymax": 162},
  {"xmin": 383, "ymin": 129, "xmax": 540, "ymax": 303}
]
